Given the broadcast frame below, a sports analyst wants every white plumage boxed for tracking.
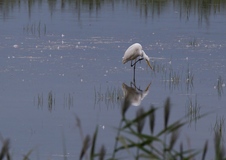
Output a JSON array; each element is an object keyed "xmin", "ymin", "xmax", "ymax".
[{"xmin": 122, "ymin": 43, "xmax": 153, "ymax": 70}]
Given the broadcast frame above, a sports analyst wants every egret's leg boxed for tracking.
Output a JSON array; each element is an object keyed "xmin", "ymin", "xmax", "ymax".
[
  {"xmin": 133, "ymin": 63, "xmax": 136, "ymax": 82},
  {"xmin": 131, "ymin": 80, "xmax": 142, "ymax": 91},
  {"xmin": 129, "ymin": 60, "xmax": 136, "ymax": 81},
  {"xmin": 131, "ymin": 57, "xmax": 144, "ymax": 67}
]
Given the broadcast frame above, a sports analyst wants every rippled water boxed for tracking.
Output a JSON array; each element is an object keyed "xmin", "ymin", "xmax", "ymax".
[{"xmin": 0, "ymin": 0, "xmax": 226, "ymax": 159}]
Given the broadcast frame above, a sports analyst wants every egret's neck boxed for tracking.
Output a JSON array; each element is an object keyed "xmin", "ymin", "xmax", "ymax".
[{"xmin": 142, "ymin": 50, "xmax": 149, "ymax": 61}]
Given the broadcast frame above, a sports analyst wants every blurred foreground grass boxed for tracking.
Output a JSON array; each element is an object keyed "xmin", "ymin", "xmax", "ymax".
[
  {"xmin": 0, "ymin": 98, "xmax": 225, "ymax": 160},
  {"xmin": 77, "ymin": 97, "xmax": 225, "ymax": 160}
]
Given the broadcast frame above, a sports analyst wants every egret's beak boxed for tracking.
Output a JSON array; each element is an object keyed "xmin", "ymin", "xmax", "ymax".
[
  {"xmin": 146, "ymin": 59, "xmax": 153, "ymax": 70},
  {"xmin": 144, "ymin": 82, "xmax": 152, "ymax": 92}
]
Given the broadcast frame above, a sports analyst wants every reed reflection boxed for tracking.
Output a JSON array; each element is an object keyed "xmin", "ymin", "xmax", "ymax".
[
  {"xmin": 1, "ymin": 0, "xmax": 226, "ymax": 26},
  {"xmin": 34, "ymin": 91, "xmax": 75, "ymax": 112}
]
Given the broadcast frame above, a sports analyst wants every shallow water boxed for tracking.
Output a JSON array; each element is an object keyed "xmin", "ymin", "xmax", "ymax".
[{"xmin": 0, "ymin": 0, "xmax": 226, "ymax": 159}]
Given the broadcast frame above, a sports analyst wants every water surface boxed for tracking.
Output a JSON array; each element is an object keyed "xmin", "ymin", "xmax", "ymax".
[{"xmin": 0, "ymin": 0, "xmax": 226, "ymax": 159}]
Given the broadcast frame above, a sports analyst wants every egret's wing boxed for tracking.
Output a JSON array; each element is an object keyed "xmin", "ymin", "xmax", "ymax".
[{"xmin": 123, "ymin": 44, "xmax": 141, "ymax": 64}]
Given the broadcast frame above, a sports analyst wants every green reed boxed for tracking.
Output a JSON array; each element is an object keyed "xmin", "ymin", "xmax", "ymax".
[
  {"xmin": 1, "ymin": 98, "xmax": 225, "ymax": 159},
  {"xmin": 215, "ymin": 76, "xmax": 224, "ymax": 97},
  {"xmin": 213, "ymin": 116, "xmax": 225, "ymax": 142},
  {"xmin": 189, "ymin": 38, "xmax": 198, "ymax": 47},
  {"xmin": 168, "ymin": 69, "xmax": 181, "ymax": 89},
  {"xmin": 77, "ymin": 97, "xmax": 225, "ymax": 160},
  {"xmin": 34, "ymin": 91, "xmax": 55, "ymax": 111},
  {"xmin": 23, "ymin": 21, "xmax": 46, "ymax": 37},
  {"xmin": 151, "ymin": 61, "xmax": 167, "ymax": 74},
  {"xmin": 94, "ymin": 86, "xmax": 123, "ymax": 108},
  {"xmin": 64, "ymin": 93, "xmax": 74, "ymax": 108},
  {"xmin": 185, "ymin": 66, "xmax": 194, "ymax": 91},
  {"xmin": 37, "ymin": 93, "xmax": 43, "ymax": 107},
  {"xmin": 0, "ymin": 138, "xmax": 10, "ymax": 160},
  {"xmin": 185, "ymin": 95, "xmax": 201, "ymax": 126},
  {"xmin": 152, "ymin": 61, "xmax": 195, "ymax": 91}
]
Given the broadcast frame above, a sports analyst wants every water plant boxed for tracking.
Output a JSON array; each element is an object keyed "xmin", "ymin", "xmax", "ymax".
[
  {"xmin": 0, "ymin": 138, "xmax": 10, "ymax": 160},
  {"xmin": 213, "ymin": 116, "xmax": 225, "ymax": 142},
  {"xmin": 1, "ymin": 97, "xmax": 226, "ymax": 159},
  {"xmin": 37, "ymin": 93, "xmax": 43, "ymax": 107},
  {"xmin": 185, "ymin": 66, "xmax": 194, "ymax": 91},
  {"xmin": 188, "ymin": 38, "xmax": 198, "ymax": 47},
  {"xmin": 159, "ymin": 61, "xmax": 195, "ymax": 92},
  {"xmin": 77, "ymin": 97, "xmax": 225, "ymax": 160},
  {"xmin": 23, "ymin": 21, "xmax": 46, "ymax": 37},
  {"xmin": 64, "ymin": 93, "xmax": 74, "ymax": 108},
  {"xmin": 151, "ymin": 62, "xmax": 167, "ymax": 74},
  {"xmin": 48, "ymin": 91, "xmax": 55, "ymax": 111},
  {"xmin": 94, "ymin": 86, "xmax": 123, "ymax": 108},
  {"xmin": 34, "ymin": 91, "xmax": 55, "ymax": 111},
  {"xmin": 168, "ymin": 67, "xmax": 181, "ymax": 90},
  {"xmin": 185, "ymin": 95, "xmax": 200, "ymax": 126},
  {"xmin": 215, "ymin": 76, "xmax": 225, "ymax": 97}
]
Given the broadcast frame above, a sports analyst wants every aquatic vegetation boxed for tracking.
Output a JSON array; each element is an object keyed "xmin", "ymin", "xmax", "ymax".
[
  {"xmin": 34, "ymin": 91, "xmax": 75, "ymax": 110},
  {"xmin": 48, "ymin": 91, "xmax": 55, "ymax": 111},
  {"xmin": 185, "ymin": 66, "xmax": 194, "ymax": 91},
  {"xmin": 157, "ymin": 62, "xmax": 195, "ymax": 92},
  {"xmin": 213, "ymin": 116, "xmax": 225, "ymax": 142},
  {"xmin": 151, "ymin": 62, "xmax": 167, "ymax": 74},
  {"xmin": 36, "ymin": 93, "xmax": 44, "ymax": 107},
  {"xmin": 1, "ymin": 98, "xmax": 226, "ymax": 159},
  {"xmin": 94, "ymin": 86, "xmax": 123, "ymax": 108},
  {"xmin": 165, "ymin": 66, "xmax": 182, "ymax": 90},
  {"xmin": 170, "ymin": 65, "xmax": 194, "ymax": 91},
  {"xmin": 0, "ymin": 0, "xmax": 225, "ymax": 160},
  {"xmin": 77, "ymin": 98, "xmax": 224, "ymax": 160},
  {"xmin": 169, "ymin": 69, "xmax": 181, "ymax": 86},
  {"xmin": 0, "ymin": 138, "xmax": 10, "ymax": 160},
  {"xmin": 1, "ymin": 0, "xmax": 226, "ymax": 23},
  {"xmin": 185, "ymin": 95, "xmax": 201, "ymax": 126},
  {"xmin": 34, "ymin": 91, "xmax": 56, "ymax": 111},
  {"xmin": 64, "ymin": 93, "xmax": 74, "ymax": 109},
  {"xmin": 23, "ymin": 22, "xmax": 46, "ymax": 37},
  {"xmin": 214, "ymin": 131, "xmax": 225, "ymax": 160},
  {"xmin": 214, "ymin": 76, "xmax": 225, "ymax": 97},
  {"xmin": 188, "ymin": 38, "xmax": 199, "ymax": 47}
]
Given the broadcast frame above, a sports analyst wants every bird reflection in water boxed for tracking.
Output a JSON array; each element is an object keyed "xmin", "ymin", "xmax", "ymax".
[
  {"xmin": 122, "ymin": 81, "xmax": 151, "ymax": 117},
  {"xmin": 121, "ymin": 81, "xmax": 151, "ymax": 117}
]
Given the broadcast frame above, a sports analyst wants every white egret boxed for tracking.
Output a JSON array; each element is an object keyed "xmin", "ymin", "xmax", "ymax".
[{"xmin": 122, "ymin": 43, "xmax": 153, "ymax": 73}]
